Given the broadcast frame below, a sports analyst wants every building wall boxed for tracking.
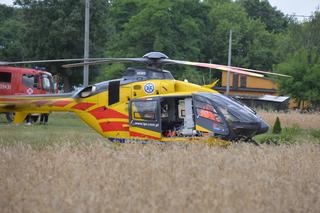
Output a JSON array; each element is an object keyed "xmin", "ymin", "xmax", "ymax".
[
  {"xmin": 218, "ymin": 71, "xmax": 307, "ymax": 109},
  {"xmin": 221, "ymin": 72, "xmax": 277, "ymax": 91}
]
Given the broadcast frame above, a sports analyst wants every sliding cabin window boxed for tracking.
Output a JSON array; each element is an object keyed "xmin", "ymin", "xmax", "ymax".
[{"xmin": 132, "ymin": 100, "xmax": 158, "ymax": 121}]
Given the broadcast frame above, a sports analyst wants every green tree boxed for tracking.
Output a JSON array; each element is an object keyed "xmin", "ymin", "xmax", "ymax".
[
  {"xmin": 97, "ymin": 0, "xmax": 283, "ymax": 84},
  {"xmin": 276, "ymin": 12, "xmax": 320, "ymax": 62},
  {"xmin": 238, "ymin": 0, "xmax": 289, "ymax": 33},
  {"xmin": 100, "ymin": 0, "xmax": 211, "ymax": 84},
  {"xmin": 275, "ymin": 12, "xmax": 320, "ymax": 108},
  {"xmin": 206, "ymin": 1, "xmax": 278, "ymax": 70},
  {"xmin": 14, "ymin": 0, "xmax": 108, "ymax": 90},
  {"xmin": 0, "ymin": 3, "xmax": 14, "ymax": 21},
  {"xmin": 106, "ymin": 0, "xmax": 208, "ymax": 59},
  {"xmin": 276, "ymin": 49, "xmax": 320, "ymax": 108},
  {"xmin": 0, "ymin": 5, "xmax": 25, "ymax": 61}
]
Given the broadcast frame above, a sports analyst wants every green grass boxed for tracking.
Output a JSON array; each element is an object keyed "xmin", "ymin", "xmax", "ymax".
[
  {"xmin": 1, "ymin": 112, "xmax": 319, "ymax": 147},
  {"xmin": 255, "ymin": 125, "xmax": 320, "ymax": 145},
  {"xmin": 0, "ymin": 112, "xmax": 103, "ymax": 148}
]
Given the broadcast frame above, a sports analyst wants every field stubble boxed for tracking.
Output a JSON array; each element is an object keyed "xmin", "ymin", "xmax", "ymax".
[
  {"xmin": 258, "ymin": 111, "xmax": 320, "ymax": 129},
  {"xmin": 0, "ymin": 111, "xmax": 320, "ymax": 213},
  {"xmin": 1, "ymin": 143, "xmax": 320, "ymax": 213}
]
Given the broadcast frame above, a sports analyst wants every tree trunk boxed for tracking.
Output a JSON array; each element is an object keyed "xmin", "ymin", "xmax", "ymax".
[{"xmin": 63, "ymin": 75, "xmax": 71, "ymax": 92}]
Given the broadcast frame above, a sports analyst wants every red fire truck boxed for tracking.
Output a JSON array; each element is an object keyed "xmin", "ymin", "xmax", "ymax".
[{"xmin": 0, "ymin": 66, "xmax": 56, "ymax": 123}]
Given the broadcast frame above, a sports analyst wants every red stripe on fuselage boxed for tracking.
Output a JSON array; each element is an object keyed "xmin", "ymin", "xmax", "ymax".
[
  {"xmin": 100, "ymin": 121, "xmax": 129, "ymax": 132},
  {"xmin": 90, "ymin": 106, "xmax": 128, "ymax": 119},
  {"xmin": 72, "ymin": 102, "xmax": 95, "ymax": 111}
]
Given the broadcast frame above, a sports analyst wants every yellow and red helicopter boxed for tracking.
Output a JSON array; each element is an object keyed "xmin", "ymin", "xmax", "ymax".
[{"xmin": 0, "ymin": 52, "xmax": 289, "ymax": 143}]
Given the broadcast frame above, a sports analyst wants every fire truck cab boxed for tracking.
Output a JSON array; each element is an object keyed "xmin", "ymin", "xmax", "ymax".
[{"xmin": 0, "ymin": 66, "xmax": 56, "ymax": 122}]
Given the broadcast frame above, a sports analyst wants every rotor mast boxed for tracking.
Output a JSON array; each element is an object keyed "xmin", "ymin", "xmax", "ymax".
[{"xmin": 83, "ymin": 0, "xmax": 90, "ymax": 87}]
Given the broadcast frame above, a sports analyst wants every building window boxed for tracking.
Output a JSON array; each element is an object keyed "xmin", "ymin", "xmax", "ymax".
[
  {"xmin": 0, "ymin": 72, "xmax": 11, "ymax": 83},
  {"xmin": 240, "ymin": 75, "xmax": 247, "ymax": 88},
  {"xmin": 232, "ymin": 74, "xmax": 239, "ymax": 88}
]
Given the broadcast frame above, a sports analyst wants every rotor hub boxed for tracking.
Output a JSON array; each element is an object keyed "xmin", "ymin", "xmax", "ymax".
[
  {"xmin": 142, "ymin": 52, "xmax": 169, "ymax": 68},
  {"xmin": 143, "ymin": 52, "xmax": 169, "ymax": 60}
]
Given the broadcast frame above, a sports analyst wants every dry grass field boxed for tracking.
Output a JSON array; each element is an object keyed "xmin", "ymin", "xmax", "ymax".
[
  {"xmin": 259, "ymin": 111, "xmax": 320, "ymax": 129},
  {"xmin": 0, "ymin": 112, "xmax": 320, "ymax": 213}
]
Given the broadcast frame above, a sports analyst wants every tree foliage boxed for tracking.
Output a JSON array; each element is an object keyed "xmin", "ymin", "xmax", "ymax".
[
  {"xmin": 238, "ymin": 0, "xmax": 289, "ymax": 33},
  {"xmin": 277, "ymin": 49, "xmax": 320, "ymax": 107},
  {"xmin": 10, "ymin": 0, "xmax": 108, "ymax": 90},
  {"xmin": 0, "ymin": 4, "xmax": 25, "ymax": 60},
  {"xmin": 0, "ymin": 0, "xmax": 319, "ymax": 106},
  {"xmin": 275, "ymin": 12, "xmax": 320, "ymax": 108}
]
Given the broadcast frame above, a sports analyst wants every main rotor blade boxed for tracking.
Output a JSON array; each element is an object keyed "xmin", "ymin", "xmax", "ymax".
[
  {"xmin": 163, "ymin": 59, "xmax": 264, "ymax": 78},
  {"xmin": 62, "ymin": 58, "xmax": 149, "ymax": 68},
  {"xmin": 229, "ymin": 66, "xmax": 291, "ymax": 78},
  {"xmin": 0, "ymin": 58, "xmax": 108, "ymax": 66},
  {"xmin": 0, "ymin": 61, "xmax": 9, "ymax": 65}
]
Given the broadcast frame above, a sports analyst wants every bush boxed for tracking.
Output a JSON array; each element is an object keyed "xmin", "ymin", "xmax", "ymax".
[{"xmin": 272, "ymin": 116, "xmax": 282, "ymax": 134}]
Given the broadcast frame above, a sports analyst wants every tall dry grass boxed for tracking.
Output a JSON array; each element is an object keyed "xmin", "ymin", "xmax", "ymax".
[
  {"xmin": 258, "ymin": 111, "xmax": 320, "ymax": 129},
  {"xmin": 1, "ymin": 142, "xmax": 319, "ymax": 213}
]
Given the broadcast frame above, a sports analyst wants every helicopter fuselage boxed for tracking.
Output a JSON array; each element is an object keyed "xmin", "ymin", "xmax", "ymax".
[{"xmin": 0, "ymin": 67, "xmax": 269, "ymax": 143}]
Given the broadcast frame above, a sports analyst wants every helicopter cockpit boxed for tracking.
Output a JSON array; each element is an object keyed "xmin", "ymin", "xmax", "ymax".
[
  {"xmin": 122, "ymin": 67, "xmax": 174, "ymax": 82},
  {"xmin": 129, "ymin": 92, "xmax": 269, "ymax": 141},
  {"xmin": 79, "ymin": 67, "xmax": 175, "ymax": 96}
]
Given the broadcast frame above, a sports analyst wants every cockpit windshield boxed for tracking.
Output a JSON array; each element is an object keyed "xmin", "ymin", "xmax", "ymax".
[{"xmin": 198, "ymin": 93, "xmax": 259, "ymax": 123}]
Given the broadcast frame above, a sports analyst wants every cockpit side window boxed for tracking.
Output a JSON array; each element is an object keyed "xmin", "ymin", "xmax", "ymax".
[
  {"xmin": 163, "ymin": 72, "xmax": 174, "ymax": 79},
  {"xmin": 125, "ymin": 70, "xmax": 136, "ymax": 77},
  {"xmin": 148, "ymin": 71, "xmax": 164, "ymax": 79},
  {"xmin": 207, "ymin": 93, "xmax": 258, "ymax": 122},
  {"xmin": 193, "ymin": 94, "xmax": 229, "ymax": 135},
  {"xmin": 195, "ymin": 100, "xmax": 221, "ymax": 123}
]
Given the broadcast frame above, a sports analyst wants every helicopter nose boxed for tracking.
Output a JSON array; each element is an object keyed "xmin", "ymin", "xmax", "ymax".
[
  {"xmin": 257, "ymin": 120, "xmax": 269, "ymax": 134},
  {"xmin": 228, "ymin": 120, "xmax": 269, "ymax": 140}
]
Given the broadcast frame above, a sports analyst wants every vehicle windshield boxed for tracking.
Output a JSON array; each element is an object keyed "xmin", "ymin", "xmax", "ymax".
[{"xmin": 22, "ymin": 74, "xmax": 35, "ymax": 88}]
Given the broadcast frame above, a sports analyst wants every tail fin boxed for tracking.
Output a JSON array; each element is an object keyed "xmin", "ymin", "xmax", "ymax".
[{"xmin": 203, "ymin": 79, "xmax": 219, "ymax": 89}]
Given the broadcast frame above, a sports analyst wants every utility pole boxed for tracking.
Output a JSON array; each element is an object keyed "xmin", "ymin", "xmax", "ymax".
[
  {"xmin": 83, "ymin": 0, "xmax": 90, "ymax": 87},
  {"xmin": 209, "ymin": 59, "xmax": 212, "ymax": 81},
  {"xmin": 226, "ymin": 30, "xmax": 232, "ymax": 96}
]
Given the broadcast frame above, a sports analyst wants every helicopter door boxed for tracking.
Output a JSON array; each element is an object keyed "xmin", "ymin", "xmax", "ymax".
[
  {"xmin": 192, "ymin": 94, "xmax": 229, "ymax": 136},
  {"xmin": 129, "ymin": 99, "xmax": 161, "ymax": 140}
]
